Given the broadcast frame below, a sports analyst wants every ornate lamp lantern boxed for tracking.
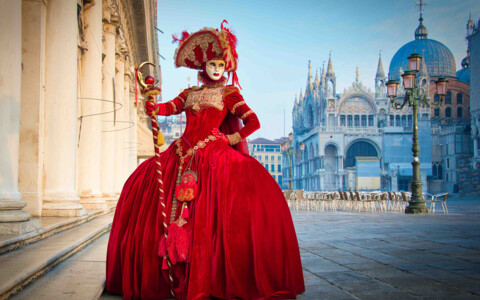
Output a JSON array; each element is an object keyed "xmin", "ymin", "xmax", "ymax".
[
  {"xmin": 386, "ymin": 79, "xmax": 399, "ymax": 98},
  {"xmin": 401, "ymin": 70, "xmax": 416, "ymax": 90},
  {"xmin": 407, "ymin": 52, "xmax": 422, "ymax": 72},
  {"xmin": 435, "ymin": 76, "xmax": 448, "ymax": 96}
]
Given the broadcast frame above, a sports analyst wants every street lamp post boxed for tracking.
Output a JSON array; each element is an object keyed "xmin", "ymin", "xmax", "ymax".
[
  {"xmin": 386, "ymin": 52, "xmax": 448, "ymax": 214},
  {"xmin": 281, "ymin": 133, "xmax": 304, "ymax": 191}
]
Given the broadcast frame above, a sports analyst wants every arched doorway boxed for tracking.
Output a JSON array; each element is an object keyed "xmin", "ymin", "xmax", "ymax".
[
  {"xmin": 344, "ymin": 140, "xmax": 378, "ymax": 168},
  {"xmin": 324, "ymin": 144, "xmax": 338, "ymax": 191}
]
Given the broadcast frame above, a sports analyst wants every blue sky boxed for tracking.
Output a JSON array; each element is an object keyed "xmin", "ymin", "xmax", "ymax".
[{"xmin": 157, "ymin": 0, "xmax": 480, "ymax": 140}]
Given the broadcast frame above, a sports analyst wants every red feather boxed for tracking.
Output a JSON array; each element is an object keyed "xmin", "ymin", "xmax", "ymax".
[{"xmin": 172, "ymin": 30, "xmax": 190, "ymax": 44}]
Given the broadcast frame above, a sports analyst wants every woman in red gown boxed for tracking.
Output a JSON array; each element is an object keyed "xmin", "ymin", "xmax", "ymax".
[{"xmin": 106, "ymin": 22, "xmax": 305, "ymax": 300}]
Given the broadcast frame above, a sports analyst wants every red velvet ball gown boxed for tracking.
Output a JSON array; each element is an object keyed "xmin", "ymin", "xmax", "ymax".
[{"xmin": 106, "ymin": 84, "xmax": 305, "ymax": 299}]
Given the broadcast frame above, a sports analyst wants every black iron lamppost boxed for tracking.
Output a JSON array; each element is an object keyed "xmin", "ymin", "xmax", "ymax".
[{"xmin": 386, "ymin": 52, "xmax": 448, "ymax": 214}]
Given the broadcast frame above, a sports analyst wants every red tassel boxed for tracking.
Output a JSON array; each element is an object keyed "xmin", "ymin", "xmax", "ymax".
[
  {"xmin": 181, "ymin": 206, "xmax": 189, "ymax": 219},
  {"xmin": 161, "ymin": 258, "xmax": 168, "ymax": 270}
]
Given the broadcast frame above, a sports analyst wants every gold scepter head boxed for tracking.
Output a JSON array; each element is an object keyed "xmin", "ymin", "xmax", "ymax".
[{"xmin": 136, "ymin": 61, "xmax": 161, "ymax": 98}]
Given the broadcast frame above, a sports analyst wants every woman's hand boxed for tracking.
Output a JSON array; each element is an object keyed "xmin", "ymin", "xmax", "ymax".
[
  {"xmin": 145, "ymin": 101, "xmax": 158, "ymax": 116},
  {"xmin": 211, "ymin": 128, "xmax": 229, "ymax": 144}
]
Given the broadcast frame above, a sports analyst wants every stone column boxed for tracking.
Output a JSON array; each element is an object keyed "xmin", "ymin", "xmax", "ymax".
[
  {"xmin": 0, "ymin": 0, "xmax": 31, "ymax": 224},
  {"xmin": 114, "ymin": 55, "xmax": 125, "ymax": 195},
  {"xmin": 78, "ymin": 1, "xmax": 107, "ymax": 210},
  {"xmin": 131, "ymin": 94, "xmax": 139, "ymax": 170},
  {"xmin": 100, "ymin": 22, "xmax": 117, "ymax": 204},
  {"xmin": 124, "ymin": 68, "xmax": 135, "ymax": 174},
  {"xmin": 19, "ymin": 0, "xmax": 47, "ymax": 217},
  {"xmin": 42, "ymin": 0, "xmax": 85, "ymax": 217}
]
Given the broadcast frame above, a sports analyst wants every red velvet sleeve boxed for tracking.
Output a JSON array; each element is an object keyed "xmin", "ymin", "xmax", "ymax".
[
  {"xmin": 224, "ymin": 87, "xmax": 260, "ymax": 139},
  {"xmin": 156, "ymin": 89, "xmax": 190, "ymax": 116}
]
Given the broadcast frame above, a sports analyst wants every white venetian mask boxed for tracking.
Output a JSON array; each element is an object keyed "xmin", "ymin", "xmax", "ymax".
[{"xmin": 205, "ymin": 59, "xmax": 226, "ymax": 81}]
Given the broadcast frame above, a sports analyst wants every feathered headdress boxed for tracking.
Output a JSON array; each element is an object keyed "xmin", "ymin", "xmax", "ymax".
[{"xmin": 173, "ymin": 20, "xmax": 240, "ymax": 88}]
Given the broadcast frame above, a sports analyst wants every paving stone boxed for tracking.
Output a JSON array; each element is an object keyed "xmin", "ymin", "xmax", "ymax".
[{"xmin": 296, "ymin": 284, "xmax": 356, "ymax": 300}]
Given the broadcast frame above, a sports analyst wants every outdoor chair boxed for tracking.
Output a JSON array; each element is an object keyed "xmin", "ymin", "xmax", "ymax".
[
  {"xmin": 430, "ymin": 193, "xmax": 449, "ymax": 214},
  {"xmin": 400, "ymin": 191, "xmax": 410, "ymax": 209}
]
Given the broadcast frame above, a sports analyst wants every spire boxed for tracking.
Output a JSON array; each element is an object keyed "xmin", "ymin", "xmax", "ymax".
[
  {"xmin": 418, "ymin": 49, "xmax": 428, "ymax": 77},
  {"xmin": 299, "ymin": 89, "xmax": 303, "ymax": 104},
  {"xmin": 376, "ymin": 52, "xmax": 385, "ymax": 78},
  {"xmin": 467, "ymin": 12, "xmax": 474, "ymax": 36},
  {"xmin": 355, "ymin": 67, "xmax": 360, "ymax": 84},
  {"xmin": 315, "ymin": 68, "xmax": 320, "ymax": 88},
  {"xmin": 294, "ymin": 93, "xmax": 298, "ymax": 107},
  {"xmin": 306, "ymin": 60, "xmax": 313, "ymax": 93},
  {"xmin": 326, "ymin": 52, "xmax": 335, "ymax": 77},
  {"xmin": 414, "ymin": 0, "xmax": 428, "ymax": 40},
  {"xmin": 321, "ymin": 62, "xmax": 326, "ymax": 86}
]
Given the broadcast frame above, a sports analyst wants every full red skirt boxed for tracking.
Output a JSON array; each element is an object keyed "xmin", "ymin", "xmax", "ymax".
[{"xmin": 106, "ymin": 140, "xmax": 305, "ymax": 299}]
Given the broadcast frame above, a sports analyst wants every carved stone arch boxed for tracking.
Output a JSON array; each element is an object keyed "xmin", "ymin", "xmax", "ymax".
[
  {"xmin": 343, "ymin": 139, "xmax": 381, "ymax": 168},
  {"xmin": 337, "ymin": 93, "xmax": 377, "ymax": 115}
]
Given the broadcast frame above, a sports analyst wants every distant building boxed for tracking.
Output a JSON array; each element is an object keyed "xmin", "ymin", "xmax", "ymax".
[
  {"xmin": 291, "ymin": 10, "xmax": 473, "ymax": 194},
  {"xmin": 467, "ymin": 16, "xmax": 480, "ymax": 193},
  {"xmin": 249, "ymin": 138, "xmax": 286, "ymax": 186},
  {"xmin": 158, "ymin": 115, "xmax": 186, "ymax": 147}
]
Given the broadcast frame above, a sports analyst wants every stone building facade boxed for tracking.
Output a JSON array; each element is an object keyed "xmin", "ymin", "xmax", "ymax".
[
  {"xmin": 249, "ymin": 138, "xmax": 285, "ymax": 186},
  {"xmin": 289, "ymin": 14, "xmax": 473, "ymax": 194},
  {"xmin": 0, "ymin": 0, "xmax": 159, "ymax": 233}
]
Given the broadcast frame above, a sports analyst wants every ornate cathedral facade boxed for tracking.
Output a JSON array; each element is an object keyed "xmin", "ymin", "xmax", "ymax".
[{"xmin": 286, "ymin": 13, "xmax": 475, "ymax": 194}]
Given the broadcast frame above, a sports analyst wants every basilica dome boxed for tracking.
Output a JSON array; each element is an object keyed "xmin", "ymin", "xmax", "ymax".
[{"xmin": 388, "ymin": 17, "xmax": 456, "ymax": 80}]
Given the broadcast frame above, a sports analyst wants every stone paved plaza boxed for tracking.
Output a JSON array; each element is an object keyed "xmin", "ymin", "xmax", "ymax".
[
  {"xmin": 11, "ymin": 196, "xmax": 480, "ymax": 299},
  {"xmin": 294, "ymin": 196, "xmax": 480, "ymax": 299}
]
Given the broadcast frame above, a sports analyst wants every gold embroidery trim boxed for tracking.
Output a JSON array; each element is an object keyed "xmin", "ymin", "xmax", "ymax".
[
  {"xmin": 177, "ymin": 95, "xmax": 186, "ymax": 104},
  {"xmin": 223, "ymin": 86, "xmax": 239, "ymax": 97},
  {"xmin": 169, "ymin": 101, "xmax": 178, "ymax": 113},
  {"xmin": 174, "ymin": 135, "xmax": 217, "ymax": 166},
  {"xmin": 227, "ymin": 132, "xmax": 242, "ymax": 145},
  {"xmin": 185, "ymin": 86, "xmax": 225, "ymax": 112},
  {"xmin": 231, "ymin": 101, "xmax": 246, "ymax": 114},
  {"xmin": 240, "ymin": 110, "xmax": 254, "ymax": 120}
]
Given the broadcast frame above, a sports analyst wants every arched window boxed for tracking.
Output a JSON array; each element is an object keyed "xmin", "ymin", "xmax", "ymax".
[
  {"xmin": 434, "ymin": 109, "xmax": 440, "ymax": 117},
  {"xmin": 408, "ymin": 115, "xmax": 413, "ymax": 127},
  {"xmin": 457, "ymin": 93, "xmax": 463, "ymax": 105},
  {"xmin": 445, "ymin": 91, "xmax": 452, "ymax": 104},
  {"xmin": 361, "ymin": 115, "xmax": 367, "ymax": 127},
  {"xmin": 354, "ymin": 115, "xmax": 360, "ymax": 127},
  {"xmin": 402, "ymin": 115, "xmax": 407, "ymax": 127},
  {"xmin": 445, "ymin": 107, "xmax": 452, "ymax": 118},
  {"xmin": 347, "ymin": 115, "xmax": 353, "ymax": 127},
  {"xmin": 434, "ymin": 94, "xmax": 439, "ymax": 103},
  {"xmin": 438, "ymin": 165, "xmax": 443, "ymax": 180},
  {"xmin": 368, "ymin": 115, "xmax": 374, "ymax": 127},
  {"xmin": 340, "ymin": 115, "xmax": 346, "ymax": 126},
  {"xmin": 457, "ymin": 107, "xmax": 463, "ymax": 118},
  {"xmin": 390, "ymin": 115, "xmax": 394, "ymax": 126},
  {"xmin": 395, "ymin": 115, "xmax": 400, "ymax": 127}
]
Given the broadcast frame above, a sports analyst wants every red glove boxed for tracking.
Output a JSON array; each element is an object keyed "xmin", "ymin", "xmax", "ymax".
[
  {"xmin": 211, "ymin": 128, "xmax": 229, "ymax": 144},
  {"xmin": 145, "ymin": 101, "xmax": 158, "ymax": 117}
]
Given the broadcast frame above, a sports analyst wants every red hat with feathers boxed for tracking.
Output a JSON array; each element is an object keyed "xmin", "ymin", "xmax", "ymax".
[{"xmin": 173, "ymin": 20, "xmax": 240, "ymax": 87}]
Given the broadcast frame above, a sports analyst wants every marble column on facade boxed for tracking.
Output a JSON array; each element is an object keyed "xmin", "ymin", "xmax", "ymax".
[
  {"xmin": 78, "ymin": 0, "xmax": 107, "ymax": 210},
  {"xmin": 124, "ymin": 67, "xmax": 135, "ymax": 174},
  {"xmin": 18, "ymin": 0, "xmax": 47, "ymax": 217},
  {"xmin": 101, "ymin": 21, "xmax": 117, "ymax": 204},
  {"xmin": 131, "ymin": 94, "xmax": 139, "ymax": 170},
  {"xmin": 42, "ymin": 0, "xmax": 85, "ymax": 217},
  {"xmin": 0, "ymin": 0, "xmax": 31, "ymax": 225},
  {"xmin": 113, "ymin": 55, "xmax": 125, "ymax": 196}
]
